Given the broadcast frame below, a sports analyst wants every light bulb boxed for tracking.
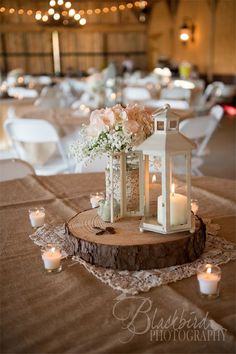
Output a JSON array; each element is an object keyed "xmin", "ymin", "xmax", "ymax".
[
  {"xmin": 69, "ymin": 9, "xmax": 75, "ymax": 17},
  {"xmin": 79, "ymin": 18, "xmax": 86, "ymax": 25},
  {"xmin": 35, "ymin": 12, "xmax": 42, "ymax": 20},
  {"xmin": 53, "ymin": 13, "xmax": 60, "ymax": 20},
  {"xmin": 65, "ymin": 1, "xmax": 72, "ymax": 9},
  {"xmin": 49, "ymin": 0, "xmax": 56, "ymax": 6},
  {"xmin": 48, "ymin": 8, "xmax": 55, "ymax": 15},
  {"xmin": 74, "ymin": 13, "xmax": 81, "ymax": 21}
]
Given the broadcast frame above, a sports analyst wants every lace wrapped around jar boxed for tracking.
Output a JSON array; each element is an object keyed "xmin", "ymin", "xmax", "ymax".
[{"xmin": 105, "ymin": 152, "xmax": 140, "ymax": 213}]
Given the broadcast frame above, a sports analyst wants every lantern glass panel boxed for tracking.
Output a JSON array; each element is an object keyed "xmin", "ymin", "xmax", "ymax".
[
  {"xmin": 124, "ymin": 152, "xmax": 140, "ymax": 213},
  {"xmin": 144, "ymin": 154, "xmax": 162, "ymax": 222},
  {"xmin": 168, "ymin": 153, "xmax": 189, "ymax": 227}
]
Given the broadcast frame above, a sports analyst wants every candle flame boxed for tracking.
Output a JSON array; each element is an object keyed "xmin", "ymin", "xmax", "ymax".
[
  {"xmin": 152, "ymin": 174, "xmax": 157, "ymax": 183},
  {"xmin": 51, "ymin": 247, "xmax": 56, "ymax": 253},
  {"xmin": 171, "ymin": 183, "xmax": 175, "ymax": 195},
  {"xmin": 206, "ymin": 266, "xmax": 212, "ymax": 274},
  {"xmin": 36, "ymin": 210, "xmax": 40, "ymax": 215}
]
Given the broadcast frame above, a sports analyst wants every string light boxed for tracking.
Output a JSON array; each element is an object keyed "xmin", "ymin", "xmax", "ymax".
[
  {"xmin": 119, "ymin": 5, "xmax": 125, "ymax": 10},
  {"xmin": 74, "ymin": 13, "xmax": 81, "ymax": 21},
  {"xmin": 49, "ymin": 0, "xmax": 56, "ymax": 6},
  {"xmin": 68, "ymin": 8, "xmax": 75, "ymax": 17},
  {"xmin": 35, "ymin": 12, "xmax": 42, "ymax": 20},
  {"xmin": 48, "ymin": 8, "xmax": 55, "ymax": 15},
  {"xmin": 53, "ymin": 12, "xmax": 60, "ymax": 20},
  {"xmin": 0, "ymin": 1, "xmax": 149, "ymax": 27},
  {"xmin": 42, "ymin": 15, "xmax": 49, "ymax": 22},
  {"xmin": 79, "ymin": 18, "xmax": 86, "ymax": 26},
  {"xmin": 65, "ymin": 1, "xmax": 71, "ymax": 9}
]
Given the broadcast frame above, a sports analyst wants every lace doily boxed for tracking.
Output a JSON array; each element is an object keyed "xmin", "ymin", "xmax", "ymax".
[{"xmin": 30, "ymin": 219, "xmax": 236, "ymax": 295}]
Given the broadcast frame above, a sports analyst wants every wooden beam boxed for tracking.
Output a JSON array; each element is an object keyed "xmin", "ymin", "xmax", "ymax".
[{"xmin": 0, "ymin": 23, "xmax": 146, "ymax": 33}]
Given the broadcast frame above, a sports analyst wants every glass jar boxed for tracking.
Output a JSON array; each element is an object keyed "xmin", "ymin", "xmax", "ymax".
[{"xmin": 105, "ymin": 152, "xmax": 140, "ymax": 213}]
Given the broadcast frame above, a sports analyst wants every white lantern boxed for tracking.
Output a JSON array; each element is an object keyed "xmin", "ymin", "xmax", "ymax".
[{"xmin": 136, "ymin": 104, "xmax": 196, "ymax": 234}]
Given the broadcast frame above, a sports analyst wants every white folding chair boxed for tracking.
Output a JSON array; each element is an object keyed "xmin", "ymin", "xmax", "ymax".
[
  {"xmin": 0, "ymin": 158, "xmax": 35, "ymax": 182},
  {"xmin": 179, "ymin": 105, "xmax": 224, "ymax": 157},
  {"xmin": 8, "ymin": 87, "xmax": 38, "ymax": 99},
  {"xmin": 160, "ymin": 87, "xmax": 191, "ymax": 102},
  {"xmin": 145, "ymin": 99, "xmax": 189, "ymax": 110},
  {"xmin": 123, "ymin": 87, "xmax": 151, "ymax": 105},
  {"xmin": 4, "ymin": 118, "xmax": 74, "ymax": 175}
]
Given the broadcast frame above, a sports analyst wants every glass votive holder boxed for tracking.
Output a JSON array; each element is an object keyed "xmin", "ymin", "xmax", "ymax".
[
  {"xmin": 197, "ymin": 263, "xmax": 221, "ymax": 299},
  {"xmin": 29, "ymin": 207, "xmax": 45, "ymax": 228},
  {"xmin": 191, "ymin": 199, "xmax": 199, "ymax": 215},
  {"xmin": 90, "ymin": 192, "xmax": 105, "ymax": 208},
  {"xmin": 41, "ymin": 244, "xmax": 62, "ymax": 274}
]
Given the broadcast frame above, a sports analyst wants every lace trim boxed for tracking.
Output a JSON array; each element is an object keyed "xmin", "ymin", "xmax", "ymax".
[{"xmin": 30, "ymin": 219, "xmax": 236, "ymax": 295}]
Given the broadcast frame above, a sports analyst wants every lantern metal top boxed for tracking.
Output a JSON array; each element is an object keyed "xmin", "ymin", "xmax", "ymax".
[{"xmin": 135, "ymin": 104, "xmax": 196, "ymax": 154}]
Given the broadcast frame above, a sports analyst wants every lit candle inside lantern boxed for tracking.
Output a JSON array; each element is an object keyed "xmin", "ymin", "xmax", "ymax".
[
  {"xmin": 152, "ymin": 174, "xmax": 157, "ymax": 183},
  {"xmin": 42, "ymin": 246, "xmax": 62, "ymax": 271},
  {"xmin": 157, "ymin": 183, "xmax": 187, "ymax": 226},
  {"xmin": 197, "ymin": 264, "xmax": 221, "ymax": 298},
  {"xmin": 90, "ymin": 192, "xmax": 104, "ymax": 208},
  {"xmin": 29, "ymin": 207, "xmax": 45, "ymax": 227}
]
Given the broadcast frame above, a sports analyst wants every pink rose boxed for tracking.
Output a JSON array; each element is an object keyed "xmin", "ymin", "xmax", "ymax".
[{"xmin": 87, "ymin": 110, "xmax": 108, "ymax": 137}]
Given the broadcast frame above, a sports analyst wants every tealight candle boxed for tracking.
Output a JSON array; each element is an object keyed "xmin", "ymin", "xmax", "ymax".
[
  {"xmin": 157, "ymin": 183, "xmax": 187, "ymax": 226},
  {"xmin": 42, "ymin": 244, "xmax": 62, "ymax": 273},
  {"xmin": 197, "ymin": 264, "xmax": 221, "ymax": 298},
  {"xmin": 90, "ymin": 192, "xmax": 105, "ymax": 208},
  {"xmin": 29, "ymin": 207, "xmax": 45, "ymax": 228}
]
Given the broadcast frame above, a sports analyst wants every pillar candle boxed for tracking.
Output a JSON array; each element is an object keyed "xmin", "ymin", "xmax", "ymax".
[{"xmin": 157, "ymin": 184, "xmax": 187, "ymax": 226}]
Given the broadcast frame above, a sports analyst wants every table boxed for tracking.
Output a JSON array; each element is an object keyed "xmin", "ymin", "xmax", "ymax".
[{"xmin": 0, "ymin": 173, "xmax": 235, "ymax": 353}]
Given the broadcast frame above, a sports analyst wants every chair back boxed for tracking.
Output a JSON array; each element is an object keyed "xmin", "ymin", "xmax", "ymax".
[
  {"xmin": 4, "ymin": 118, "xmax": 69, "ymax": 168},
  {"xmin": 0, "ymin": 158, "xmax": 35, "ymax": 182},
  {"xmin": 123, "ymin": 87, "xmax": 151, "ymax": 104},
  {"xmin": 160, "ymin": 87, "xmax": 191, "ymax": 102},
  {"xmin": 179, "ymin": 105, "xmax": 224, "ymax": 156}
]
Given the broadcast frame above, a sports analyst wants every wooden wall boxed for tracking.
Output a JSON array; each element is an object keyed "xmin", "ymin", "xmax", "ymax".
[
  {"xmin": 148, "ymin": 0, "xmax": 236, "ymax": 79},
  {"xmin": 0, "ymin": 0, "xmax": 235, "ymax": 79}
]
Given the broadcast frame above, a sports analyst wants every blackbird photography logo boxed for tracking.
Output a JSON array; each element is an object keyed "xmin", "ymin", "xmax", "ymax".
[{"xmin": 112, "ymin": 296, "xmax": 227, "ymax": 344}]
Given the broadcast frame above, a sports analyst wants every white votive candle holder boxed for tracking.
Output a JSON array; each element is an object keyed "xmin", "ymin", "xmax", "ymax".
[
  {"xmin": 90, "ymin": 192, "xmax": 105, "ymax": 208},
  {"xmin": 29, "ymin": 207, "xmax": 45, "ymax": 228},
  {"xmin": 197, "ymin": 264, "xmax": 221, "ymax": 299},
  {"xmin": 42, "ymin": 244, "xmax": 62, "ymax": 274}
]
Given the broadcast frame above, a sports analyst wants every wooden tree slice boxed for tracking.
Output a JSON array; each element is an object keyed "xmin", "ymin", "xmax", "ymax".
[{"xmin": 67, "ymin": 209, "xmax": 206, "ymax": 271}]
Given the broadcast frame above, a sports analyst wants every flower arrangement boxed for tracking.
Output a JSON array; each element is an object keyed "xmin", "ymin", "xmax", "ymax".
[{"xmin": 70, "ymin": 104, "xmax": 153, "ymax": 163}]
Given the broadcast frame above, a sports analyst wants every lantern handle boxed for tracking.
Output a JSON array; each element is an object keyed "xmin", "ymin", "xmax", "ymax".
[{"xmin": 152, "ymin": 104, "xmax": 171, "ymax": 118}]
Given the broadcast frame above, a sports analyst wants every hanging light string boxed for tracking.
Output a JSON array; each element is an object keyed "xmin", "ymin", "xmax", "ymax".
[{"xmin": 0, "ymin": 1, "xmax": 148, "ymax": 26}]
